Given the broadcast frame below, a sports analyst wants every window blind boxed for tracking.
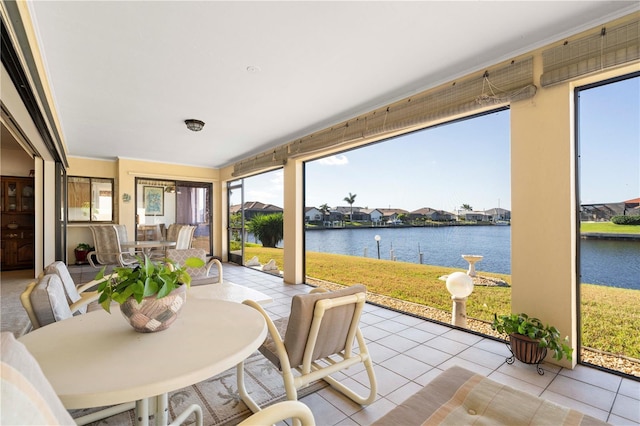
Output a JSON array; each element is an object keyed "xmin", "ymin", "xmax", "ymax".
[
  {"xmin": 541, "ymin": 18, "xmax": 639, "ymax": 87},
  {"xmin": 234, "ymin": 56, "xmax": 535, "ymax": 177}
]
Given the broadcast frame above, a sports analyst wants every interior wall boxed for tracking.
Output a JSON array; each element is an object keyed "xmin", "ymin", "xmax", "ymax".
[
  {"xmin": 0, "ymin": 145, "xmax": 33, "ymax": 176},
  {"xmin": 116, "ymin": 158, "xmax": 219, "ymax": 252}
]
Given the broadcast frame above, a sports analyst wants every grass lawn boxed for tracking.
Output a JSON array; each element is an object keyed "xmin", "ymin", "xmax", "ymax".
[
  {"xmin": 245, "ymin": 245, "xmax": 639, "ymax": 359},
  {"xmin": 581, "ymin": 221, "xmax": 640, "ymax": 234}
]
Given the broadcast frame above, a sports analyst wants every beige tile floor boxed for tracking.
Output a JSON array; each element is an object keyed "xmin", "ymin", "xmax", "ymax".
[
  {"xmin": 221, "ymin": 264, "xmax": 640, "ymax": 426},
  {"xmin": 3, "ymin": 263, "xmax": 639, "ymax": 425}
]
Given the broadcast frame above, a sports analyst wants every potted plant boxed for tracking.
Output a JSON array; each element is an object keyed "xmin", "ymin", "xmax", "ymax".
[
  {"xmin": 74, "ymin": 243, "xmax": 93, "ymax": 264},
  {"xmin": 492, "ymin": 313, "xmax": 573, "ymax": 374},
  {"xmin": 94, "ymin": 254, "xmax": 204, "ymax": 332}
]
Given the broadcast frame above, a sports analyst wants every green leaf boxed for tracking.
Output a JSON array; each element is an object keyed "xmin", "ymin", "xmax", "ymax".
[
  {"xmin": 157, "ymin": 282, "xmax": 171, "ymax": 298},
  {"xmin": 143, "ymin": 278, "xmax": 158, "ymax": 297},
  {"xmin": 185, "ymin": 257, "xmax": 205, "ymax": 268}
]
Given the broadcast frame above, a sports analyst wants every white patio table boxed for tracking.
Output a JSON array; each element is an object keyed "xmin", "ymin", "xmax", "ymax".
[{"xmin": 19, "ymin": 298, "xmax": 267, "ymax": 426}]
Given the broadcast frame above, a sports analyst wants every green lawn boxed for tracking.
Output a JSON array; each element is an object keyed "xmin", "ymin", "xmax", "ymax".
[
  {"xmin": 581, "ymin": 221, "xmax": 640, "ymax": 234},
  {"xmin": 244, "ymin": 245, "xmax": 639, "ymax": 359}
]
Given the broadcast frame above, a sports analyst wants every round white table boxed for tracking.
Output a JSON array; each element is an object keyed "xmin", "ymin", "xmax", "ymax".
[
  {"xmin": 121, "ymin": 240, "xmax": 176, "ymax": 256},
  {"xmin": 19, "ymin": 298, "xmax": 267, "ymax": 425}
]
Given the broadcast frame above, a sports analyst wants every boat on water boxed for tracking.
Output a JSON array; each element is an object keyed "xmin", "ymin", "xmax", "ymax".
[{"xmin": 494, "ymin": 220, "xmax": 510, "ymax": 226}]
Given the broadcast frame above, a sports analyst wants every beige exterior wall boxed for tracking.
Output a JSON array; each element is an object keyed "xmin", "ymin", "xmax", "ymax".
[{"xmin": 511, "ymin": 72, "xmax": 578, "ymax": 368}]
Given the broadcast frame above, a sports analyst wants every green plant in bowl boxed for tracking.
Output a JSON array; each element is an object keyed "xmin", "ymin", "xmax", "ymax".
[{"xmin": 95, "ymin": 254, "xmax": 205, "ymax": 313}]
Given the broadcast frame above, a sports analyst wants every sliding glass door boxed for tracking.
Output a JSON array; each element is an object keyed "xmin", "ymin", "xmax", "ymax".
[
  {"xmin": 227, "ymin": 179, "xmax": 244, "ymax": 265},
  {"xmin": 135, "ymin": 178, "xmax": 212, "ymax": 254}
]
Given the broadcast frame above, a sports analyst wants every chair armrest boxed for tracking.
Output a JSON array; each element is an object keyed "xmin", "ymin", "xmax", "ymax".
[
  {"xmin": 76, "ymin": 272, "xmax": 116, "ymax": 293},
  {"xmin": 87, "ymin": 251, "xmax": 138, "ymax": 267},
  {"xmin": 20, "ymin": 281, "xmax": 39, "ymax": 329},
  {"xmin": 204, "ymin": 258, "xmax": 223, "ymax": 283},
  {"xmin": 237, "ymin": 401, "xmax": 315, "ymax": 426},
  {"xmin": 69, "ymin": 291, "xmax": 100, "ymax": 314},
  {"xmin": 87, "ymin": 251, "xmax": 98, "ymax": 268}
]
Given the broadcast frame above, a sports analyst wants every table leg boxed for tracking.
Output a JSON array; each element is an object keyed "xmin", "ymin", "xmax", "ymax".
[
  {"xmin": 134, "ymin": 394, "xmax": 168, "ymax": 426},
  {"xmin": 135, "ymin": 398, "xmax": 149, "ymax": 426},
  {"xmin": 156, "ymin": 393, "xmax": 169, "ymax": 425}
]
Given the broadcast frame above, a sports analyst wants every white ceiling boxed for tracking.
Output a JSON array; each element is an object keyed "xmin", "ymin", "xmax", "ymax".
[{"xmin": 27, "ymin": 1, "xmax": 638, "ymax": 169}]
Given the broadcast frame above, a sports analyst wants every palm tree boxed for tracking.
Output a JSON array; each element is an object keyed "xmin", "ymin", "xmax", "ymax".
[
  {"xmin": 343, "ymin": 193, "xmax": 357, "ymax": 223},
  {"xmin": 246, "ymin": 213, "xmax": 283, "ymax": 248},
  {"xmin": 319, "ymin": 203, "xmax": 330, "ymax": 226},
  {"xmin": 461, "ymin": 203, "xmax": 473, "ymax": 211}
]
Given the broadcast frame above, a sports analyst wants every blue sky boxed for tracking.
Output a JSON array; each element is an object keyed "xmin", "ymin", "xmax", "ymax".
[
  {"xmin": 244, "ymin": 76, "xmax": 639, "ymax": 212},
  {"xmin": 578, "ymin": 76, "xmax": 639, "ymax": 205}
]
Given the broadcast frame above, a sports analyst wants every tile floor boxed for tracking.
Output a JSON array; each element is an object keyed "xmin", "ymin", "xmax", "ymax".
[
  {"xmin": 5, "ymin": 263, "xmax": 640, "ymax": 425},
  {"xmin": 220, "ymin": 264, "xmax": 640, "ymax": 426}
]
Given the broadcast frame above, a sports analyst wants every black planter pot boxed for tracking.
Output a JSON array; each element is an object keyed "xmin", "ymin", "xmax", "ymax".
[{"xmin": 506, "ymin": 333, "xmax": 547, "ymax": 375}]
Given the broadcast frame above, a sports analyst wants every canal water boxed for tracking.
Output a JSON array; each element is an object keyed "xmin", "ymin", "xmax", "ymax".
[{"xmin": 304, "ymin": 226, "xmax": 640, "ymax": 290}]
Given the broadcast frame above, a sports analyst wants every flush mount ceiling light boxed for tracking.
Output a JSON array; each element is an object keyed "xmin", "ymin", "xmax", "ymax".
[{"xmin": 184, "ymin": 119, "xmax": 205, "ymax": 132}]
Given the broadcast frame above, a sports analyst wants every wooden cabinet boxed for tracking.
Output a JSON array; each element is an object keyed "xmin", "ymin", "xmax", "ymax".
[{"xmin": 1, "ymin": 176, "xmax": 35, "ymax": 270}]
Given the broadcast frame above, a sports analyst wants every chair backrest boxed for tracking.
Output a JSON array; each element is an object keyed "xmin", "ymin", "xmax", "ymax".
[
  {"xmin": 89, "ymin": 225, "xmax": 123, "ymax": 265},
  {"xmin": 175, "ymin": 225, "xmax": 195, "ymax": 249},
  {"xmin": 113, "ymin": 224, "xmax": 129, "ymax": 243},
  {"xmin": 166, "ymin": 248, "xmax": 208, "ymax": 278},
  {"xmin": 0, "ymin": 332, "xmax": 76, "ymax": 425},
  {"xmin": 21, "ymin": 274, "xmax": 73, "ymax": 329},
  {"xmin": 44, "ymin": 261, "xmax": 86, "ymax": 314},
  {"xmin": 166, "ymin": 223, "xmax": 184, "ymax": 242},
  {"xmin": 284, "ymin": 284, "xmax": 366, "ymax": 369}
]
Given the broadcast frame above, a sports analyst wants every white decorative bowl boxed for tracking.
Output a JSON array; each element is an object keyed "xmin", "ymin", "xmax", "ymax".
[{"xmin": 7, "ymin": 223, "xmax": 19, "ymax": 230}]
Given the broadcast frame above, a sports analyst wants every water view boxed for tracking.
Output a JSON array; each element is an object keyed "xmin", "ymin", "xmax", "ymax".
[{"xmin": 304, "ymin": 226, "xmax": 640, "ymax": 290}]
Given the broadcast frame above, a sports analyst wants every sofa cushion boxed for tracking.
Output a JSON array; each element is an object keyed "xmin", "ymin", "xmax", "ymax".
[
  {"xmin": 0, "ymin": 332, "xmax": 75, "ymax": 425},
  {"xmin": 29, "ymin": 274, "xmax": 73, "ymax": 327},
  {"xmin": 45, "ymin": 261, "xmax": 86, "ymax": 314}
]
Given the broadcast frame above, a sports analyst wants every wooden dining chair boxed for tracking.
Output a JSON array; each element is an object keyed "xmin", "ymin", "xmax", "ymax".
[{"xmin": 237, "ymin": 284, "xmax": 377, "ymax": 413}]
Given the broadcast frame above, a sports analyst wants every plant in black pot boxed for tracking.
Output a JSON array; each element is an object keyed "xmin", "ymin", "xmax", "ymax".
[
  {"xmin": 492, "ymin": 312, "xmax": 573, "ymax": 375},
  {"xmin": 94, "ymin": 254, "xmax": 204, "ymax": 333},
  {"xmin": 74, "ymin": 243, "xmax": 93, "ymax": 264}
]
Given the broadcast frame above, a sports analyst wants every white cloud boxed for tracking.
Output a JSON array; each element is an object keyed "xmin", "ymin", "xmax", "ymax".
[{"xmin": 318, "ymin": 154, "xmax": 348, "ymax": 166}]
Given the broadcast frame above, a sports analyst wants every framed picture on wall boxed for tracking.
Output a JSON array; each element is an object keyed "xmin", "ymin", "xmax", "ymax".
[{"xmin": 143, "ymin": 186, "xmax": 164, "ymax": 215}]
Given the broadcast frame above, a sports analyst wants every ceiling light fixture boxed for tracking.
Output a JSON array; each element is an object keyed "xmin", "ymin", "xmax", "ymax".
[{"xmin": 184, "ymin": 119, "xmax": 205, "ymax": 132}]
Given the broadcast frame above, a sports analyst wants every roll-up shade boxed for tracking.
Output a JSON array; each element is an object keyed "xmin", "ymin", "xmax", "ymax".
[
  {"xmin": 232, "ymin": 147, "xmax": 287, "ymax": 177},
  {"xmin": 234, "ymin": 56, "xmax": 535, "ymax": 176},
  {"xmin": 541, "ymin": 18, "xmax": 639, "ymax": 87}
]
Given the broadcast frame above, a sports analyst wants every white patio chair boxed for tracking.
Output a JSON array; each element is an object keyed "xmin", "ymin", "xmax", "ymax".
[
  {"xmin": 42, "ymin": 261, "xmax": 106, "ymax": 315},
  {"xmin": 237, "ymin": 400, "xmax": 315, "ymax": 426},
  {"xmin": 20, "ymin": 274, "xmax": 99, "ymax": 330},
  {"xmin": 88, "ymin": 225, "xmax": 138, "ymax": 267},
  {"xmin": 166, "ymin": 248, "xmax": 223, "ymax": 285},
  {"xmin": 237, "ymin": 284, "xmax": 377, "ymax": 413}
]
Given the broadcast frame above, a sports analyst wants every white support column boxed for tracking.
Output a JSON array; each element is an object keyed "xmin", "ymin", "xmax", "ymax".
[
  {"xmin": 510, "ymin": 73, "xmax": 577, "ymax": 369},
  {"xmin": 282, "ymin": 160, "xmax": 304, "ymax": 284}
]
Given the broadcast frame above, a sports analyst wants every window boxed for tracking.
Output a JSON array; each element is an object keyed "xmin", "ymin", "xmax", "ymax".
[
  {"xmin": 576, "ymin": 73, "xmax": 639, "ymax": 374},
  {"xmin": 67, "ymin": 177, "xmax": 114, "ymax": 222}
]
